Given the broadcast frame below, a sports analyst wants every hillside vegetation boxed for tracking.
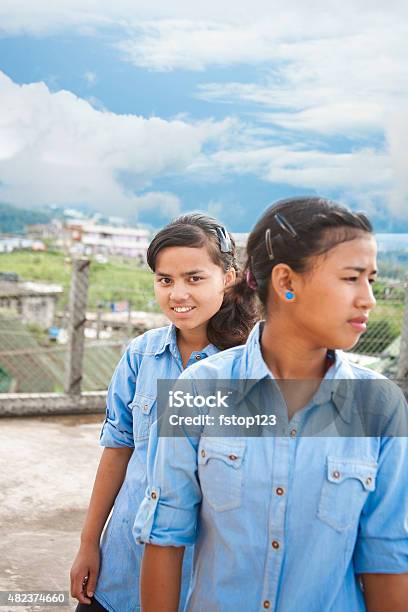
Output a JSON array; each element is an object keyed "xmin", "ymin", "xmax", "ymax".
[
  {"xmin": 0, "ymin": 202, "xmax": 51, "ymax": 233},
  {"xmin": 0, "ymin": 250, "xmax": 156, "ymax": 311}
]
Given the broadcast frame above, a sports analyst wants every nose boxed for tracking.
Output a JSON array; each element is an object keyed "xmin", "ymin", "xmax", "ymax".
[
  {"xmin": 356, "ymin": 281, "xmax": 376, "ymax": 311},
  {"xmin": 169, "ymin": 281, "xmax": 190, "ymax": 302}
]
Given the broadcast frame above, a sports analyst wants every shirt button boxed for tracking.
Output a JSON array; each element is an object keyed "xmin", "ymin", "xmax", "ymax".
[
  {"xmin": 143, "ymin": 403, "xmax": 149, "ymax": 412},
  {"xmin": 289, "ymin": 428, "xmax": 297, "ymax": 438},
  {"xmin": 276, "ymin": 487, "xmax": 285, "ymax": 496},
  {"xmin": 201, "ymin": 449, "xmax": 206, "ymax": 458},
  {"xmin": 332, "ymin": 470, "xmax": 341, "ymax": 479},
  {"xmin": 229, "ymin": 454, "xmax": 238, "ymax": 461},
  {"xmin": 263, "ymin": 601, "xmax": 271, "ymax": 609},
  {"xmin": 365, "ymin": 476, "xmax": 372, "ymax": 486},
  {"xmin": 272, "ymin": 540, "xmax": 280, "ymax": 550},
  {"xmin": 195, "ymin": 354, "xmax": 202, "ymax": 360},
  {"xmin": 151, "ymin": 491, "xmax": 157, "ymax": 500}
]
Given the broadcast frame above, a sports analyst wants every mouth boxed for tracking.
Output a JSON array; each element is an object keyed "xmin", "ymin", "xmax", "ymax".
[
  {"xmin": 348, "ymin": 316, "xmax": 368, "ymax": 333},
  {"xmin": 171, "ymin": 306, "xmax": 196, "ymax": 314}
]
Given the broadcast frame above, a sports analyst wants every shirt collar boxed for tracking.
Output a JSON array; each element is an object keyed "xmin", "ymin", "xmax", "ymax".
[
  {"xmin": 238, "ymin": 322, "xmax": 273, "ymax": 396},
  {"xmin": 154, "ymin": 323, "xmax": 177, "ymax": 357},
  {"xmin": 326, "ymin": 354, "xmax": 357, "ymax": 423},
  {"xmin": 154, "ymin": 324, "xmax": 218, "ymax": 359}
]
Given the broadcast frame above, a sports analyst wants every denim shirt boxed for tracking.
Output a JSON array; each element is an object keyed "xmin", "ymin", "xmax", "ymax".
[
  {"xmin": 135, "ymin": 322, "xmax": 408, "ymax": 612},
  {"xmin": 94, "ymin": 324, "xmax": 218, "ymax": 612}
]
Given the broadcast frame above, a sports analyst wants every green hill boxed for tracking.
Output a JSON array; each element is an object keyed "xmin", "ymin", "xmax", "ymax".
[{"xmin": 0, "ymin": 202, "xmax": 51, "ymax": 234}]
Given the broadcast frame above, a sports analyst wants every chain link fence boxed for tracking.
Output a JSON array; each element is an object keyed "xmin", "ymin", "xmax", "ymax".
[
  {"xmin": 0, "ymin": 255, "xmax": 166, "ymax": 407},
  {"xmin": 0, "ymin": 253, "xmax": 407, "ymax": 412}
]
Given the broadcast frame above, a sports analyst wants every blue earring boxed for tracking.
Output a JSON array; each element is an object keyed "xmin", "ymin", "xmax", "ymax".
[{"xmin": 285, "ymin": 290, "xmax": 295, "ymax": 300}]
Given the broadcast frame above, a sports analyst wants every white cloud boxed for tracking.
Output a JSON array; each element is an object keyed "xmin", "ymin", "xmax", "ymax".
[
  {"xmin": 1, "ymin": 2, "xmax": 407, "ymax": 218},
  {"xmin": 112, "ymin": 6, "xmax": 408, "ymax": 76},
  {"xmin": 195, "ymin": 20, "xmax": 408, "ymax": 136},
  {"xmin": 115, "ymin": 6, "xmax": 408, "ymax": 215},
  {"xmin": 0, "ymin": 69, "xmax": 401, "ymax": 219},
  {"xmin": 0, "ymin": 1, "xmax": 352, "ymax": 35},
  {"xmin": 133, "ymin": 191, "xmax": 181, "ymax": 217},
  {"xmin": 386, "ymin": 106, "xmax": 408, "ymax": 217},
  {"xmin": 198, "ymin": 83, "xmax": 386, "ymax": 135},
  {"xmin": 0, "ymin": 71, "xmax": 230, "ymax": 216},
  {"xmin": 192, "ymin": 145, "xmax": 391, "ymax": 191},
  {"xmin": 83, "ymin": 71, "xmax": 97, "ymax": 87},
  {"xmin": 117, "ymin": 20, "xmax": 285, "ymax": 71}
]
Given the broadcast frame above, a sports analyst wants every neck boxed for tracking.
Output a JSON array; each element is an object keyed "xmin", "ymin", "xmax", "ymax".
[
  {"xmin": 176, "ymin": 326, "xmax": 209, "ymax": 353},
  {"xmin": 261, "ymin": 319, "xmax": 328, "ymax": 379}
]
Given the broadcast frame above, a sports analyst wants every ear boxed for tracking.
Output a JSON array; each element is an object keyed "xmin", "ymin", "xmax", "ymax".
[
  {"xmin": 224, "ymin": 267, "xmax": 236, "ymax": 288},
  {"xmin": 270, "ymin": 264, "xmax": 297, "ymax": 302}
]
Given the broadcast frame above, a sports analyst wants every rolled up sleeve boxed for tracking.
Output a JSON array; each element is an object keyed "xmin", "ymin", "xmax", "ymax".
[
  {"xmin": 354, "ymin": 431, "xmax": 408, "ymax": 573},
  {"xmin": 100, "ymin": 344, "xmax": 137, "ymax": 448},
  {"xmin": 134, "ymin": 397, "xmax": 202, "ymax": 547}
]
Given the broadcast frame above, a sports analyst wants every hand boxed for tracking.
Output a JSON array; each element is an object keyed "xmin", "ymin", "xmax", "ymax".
[{"xmin": 70, "ymin": 542, "xmax": 100, "ymax": 605}]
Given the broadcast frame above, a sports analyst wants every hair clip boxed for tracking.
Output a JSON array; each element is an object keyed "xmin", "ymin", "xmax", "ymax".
[
  {"xmin": 274, "ymin": 213, "xmax": 298, "ymax": 239},
  {"xmin": 265, "ymin": 228, "xmax": 274, "ymax": 260},
  {"xmin": 246, "ymin": 269, "xmax": 258, "ymax": 291},
  {"xmin": 216, "ymin": 226, "xmax": 232, "ymax": 253}
]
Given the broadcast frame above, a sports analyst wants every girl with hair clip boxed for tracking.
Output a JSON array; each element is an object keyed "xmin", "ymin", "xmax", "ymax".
[
  {"xmin": 70, "ymin": 213, "xmax": 259, "ymax": 612},
  {"xmin": 136, "ymin": 197, "xmax": 408, "ymax": 612}
]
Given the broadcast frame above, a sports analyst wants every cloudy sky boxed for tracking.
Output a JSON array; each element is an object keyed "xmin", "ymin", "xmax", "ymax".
[{"xmin": 0, "ymin": 1, "xmax": 407, "ymax": 230}]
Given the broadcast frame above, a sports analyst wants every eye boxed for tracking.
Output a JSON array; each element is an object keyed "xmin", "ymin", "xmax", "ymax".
[
  {"xmin": 189, "ymin": 275, "xmax": 203, "ymax": 282},
  {"xmin": 343, "ymin": 277, "xmax": 358, "ymax": 282},
  {"xmin": 368, "ymin": 278, "xmax": 377, "ymax": 285},
  {"xmin": 157, "ymin": 277, "xmax": 172, "ymax": 286}
]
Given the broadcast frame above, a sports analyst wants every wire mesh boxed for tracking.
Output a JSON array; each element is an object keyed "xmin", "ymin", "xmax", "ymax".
[
  {"xmin": 0, "ymin": 252, "xmax": 407, "ymax": 397},
  {"xmin": 350, "ymin": 297, "xmax": 405, "ymax": 357},
  {"xmin": 0, "ymin": 255, "xmax": 167, "ymax": 395}
]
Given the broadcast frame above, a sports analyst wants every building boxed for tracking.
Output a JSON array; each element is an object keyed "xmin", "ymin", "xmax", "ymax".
[
  {"xmin": 0, "ymin": 280, "xmax": 63, "ymax": 329},
  {"xmin": 64, "ymin": 223, "xmax": 150, "ymax": 261},
  {"xmin": 0, "ymin": 236, "xmax": 34, "ymax": 253},
  {"xmin": 26, "ymin": 220, "xmax": 62, "ymax": 241}
]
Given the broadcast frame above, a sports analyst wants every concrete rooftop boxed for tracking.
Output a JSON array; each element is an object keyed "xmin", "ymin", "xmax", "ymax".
[{"xmin": 0, "ymin": 414, "xmax": 104, "ymax": 612}]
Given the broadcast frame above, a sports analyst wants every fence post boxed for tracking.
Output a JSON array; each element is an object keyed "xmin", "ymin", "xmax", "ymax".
[
  {"xmin": 64, "ymin": 258, "xmax": 90, "ymax": 395},
  {"xmin": 397, "ymin": 283, "xmax": 408, "ymax": 381},
  {"xmin": 127, "ymin": 299, "xmax": 133, "ymax": 339},
  {"xmin": 96, "ymin": 303, "xmax": 103, "ymax": 340}
]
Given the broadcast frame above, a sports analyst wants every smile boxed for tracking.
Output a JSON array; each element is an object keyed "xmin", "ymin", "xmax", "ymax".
[{"xmin": 172, "ymin": 306, "xmax": 195, "ymax": 313}]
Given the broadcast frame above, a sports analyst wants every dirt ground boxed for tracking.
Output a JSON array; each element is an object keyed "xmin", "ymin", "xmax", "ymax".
[{"xmin": 0, "ymin": 414, "xmax": 105, "ymax": 612}]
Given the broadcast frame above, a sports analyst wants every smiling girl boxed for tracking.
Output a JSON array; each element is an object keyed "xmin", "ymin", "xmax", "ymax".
[
  {"xmin": 137, "ymin": 197, "xmax": 408, "ymax": 611},
  {"xmin": 70, "ymin": 213, "xmax": 258, "ymax": 612}
]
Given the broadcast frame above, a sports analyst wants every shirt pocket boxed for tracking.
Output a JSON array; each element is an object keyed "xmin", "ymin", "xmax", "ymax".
[
  {"xmin": 317, "ymin": 456, "xmax": 378, "ymax": 532},
  {"xmin": 198, "ymin": 439, "xmax": 246, "ymax": 512},
  {"xmin": 130, "ymin": 393, "xmax": 156, "ymax": 440}
]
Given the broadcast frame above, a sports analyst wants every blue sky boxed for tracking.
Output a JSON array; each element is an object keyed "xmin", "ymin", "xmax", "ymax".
[{"xmin": 0, "ymin": 1, "xmax": 407, "ymax": 231}]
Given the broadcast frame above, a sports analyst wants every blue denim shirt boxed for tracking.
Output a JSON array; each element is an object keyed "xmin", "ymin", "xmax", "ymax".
[
  {"xmin": 135, "ymin": 322, "xmax": 408, "ymax": 612},
  {"xmin": 94, "ymin": 324, "xmax": 218, "ymax": 612}
]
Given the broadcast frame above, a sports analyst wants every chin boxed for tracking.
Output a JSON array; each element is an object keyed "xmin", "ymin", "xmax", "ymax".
[{"xmin": 333, "ymin": 336, "xmax": 360, "ymax": 351}]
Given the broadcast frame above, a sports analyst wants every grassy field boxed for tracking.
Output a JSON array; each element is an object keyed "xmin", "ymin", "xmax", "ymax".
[{"xmin": 0, "ymin": 250, "xmax": 157, "ymax": 311}]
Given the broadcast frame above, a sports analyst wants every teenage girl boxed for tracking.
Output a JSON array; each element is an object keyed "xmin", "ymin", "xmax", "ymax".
[
  {"xmin": 137, "ymin": 197, "xmax": 408, "ymax": 611},
  {"xmin": 70, "ymin": 213, "xmax": 258, "ymax": 612}
]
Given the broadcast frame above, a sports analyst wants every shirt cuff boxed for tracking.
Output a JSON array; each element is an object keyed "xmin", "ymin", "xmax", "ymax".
[
  {"xmin": 354, "ymin": 537, "xmax": 408, "ymax": 573},
  {"xmin": 134, "ymin": 487, "xmax": 197, "ymax": 547},
  {"xmin": 99, "ymin": 419, "xmax": 134, "ymax": 448}
]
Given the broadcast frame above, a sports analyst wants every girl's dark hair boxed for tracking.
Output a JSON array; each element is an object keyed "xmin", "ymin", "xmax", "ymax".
[
  {"xmin": 147, "ymin": 213, "xmax": 259, "ymax": 350},
  {"xmin": 240, "ymin": 196, "xmax": 373, "ymax": 308}
]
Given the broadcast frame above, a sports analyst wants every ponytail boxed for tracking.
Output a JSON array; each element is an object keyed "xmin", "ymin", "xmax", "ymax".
[{"xmin": 207, "ymin": 270, "xmax": 260, "ymax": 350}]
